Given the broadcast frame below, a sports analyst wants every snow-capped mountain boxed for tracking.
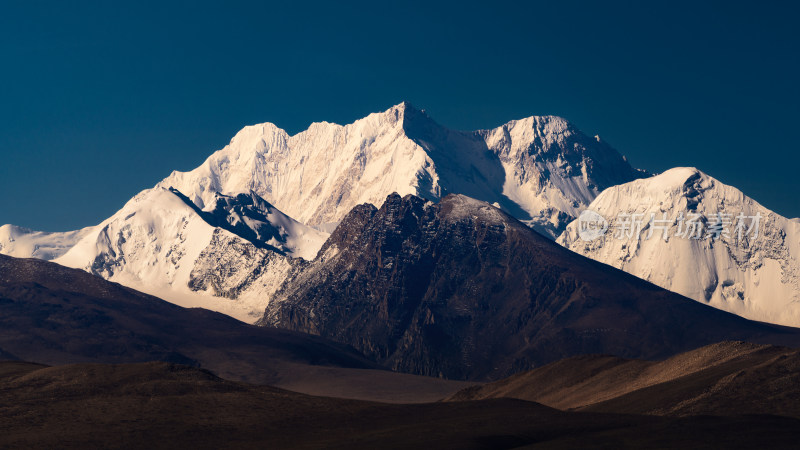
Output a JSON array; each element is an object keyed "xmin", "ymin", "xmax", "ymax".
[
  {"xmin": 475, "ymin": 116, "xmax": 647, "ymax": 235},
  {"xmin": 54, "ymin": 187, "xmax": 325, "ymax": 322},
  {"xmin": 0, "ymin": 225, "xmax": 94, "ymax": 260},
  {"xmin": 0, "ymin": 102, "xmax": 644, "ymax": 321},
  {"xmin": 558, "ymin": 167, "xmax": 800, "ymax": 327},
  {"xmin": 159, "ymin": 102, "xmax": 645, "ymax": 237}
]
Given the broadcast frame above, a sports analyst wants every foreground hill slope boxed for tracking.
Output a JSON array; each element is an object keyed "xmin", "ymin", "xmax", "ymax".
[
  {"xmin": 2, "ymin": 361, "xmax": 799, "ymax": 449},
  {"xmin": 448, "ymin": 341, "xmax": 800, "ymax": 418},
  {"xmin": 0, "ymin": 253, "xmax": 373, "ymax": 382},
  {"xmin": 262, "ymin": 193, "xmax": 800, "ymax": 380},
  {"xmin": 0, "ymin": 253, "xmax": 473, "ymax": 402}
]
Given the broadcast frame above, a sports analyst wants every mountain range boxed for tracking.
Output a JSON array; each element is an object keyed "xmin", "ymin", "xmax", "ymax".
[
  {"xmin": 157, "ymin": 102, "xmax": 645, "ymax": 237},
  {"xmin": 2, "ymin": 251, "xmax": 800, "ymax": 446},
  {"xmin": 0, "ymin": 102, "xmax": 648, "ymax": 323},
  {"xmin": 3, "ymin": 102, "xmax": 800, "ymax": 446},
  {"xmin": 1, "ymin": 103, "xmax": 798, "ymax": 329}
]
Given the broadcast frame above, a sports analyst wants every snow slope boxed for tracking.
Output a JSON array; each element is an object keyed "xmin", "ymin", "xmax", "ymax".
[
  {"xmin": 477, "ymin": 117, "xmax": 647, "ymax": 235},
  {"xmin": 558, "ymin": 168, "xmax": 800, "ymax": 327},
  {"xmin": 54, "ymin": 187, "xmax": 323, "ymax": 322},
  {"xmin": 0, "ymin": 225, "xmax": 94, "ymax": 260},
  {"xmin": 159, "ymin": 102, "xmax": 645, "ymax": 237}
]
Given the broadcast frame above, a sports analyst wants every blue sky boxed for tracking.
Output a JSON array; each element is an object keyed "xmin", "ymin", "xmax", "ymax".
[{"xmin": 1, "ymin": 1, "xmax": 798, "ymax": 230}]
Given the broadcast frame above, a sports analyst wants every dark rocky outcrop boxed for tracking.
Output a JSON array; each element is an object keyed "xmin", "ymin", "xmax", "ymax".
[{"xmin": 261, "ymin": 193, "xmax": 800, "ymax": 380}]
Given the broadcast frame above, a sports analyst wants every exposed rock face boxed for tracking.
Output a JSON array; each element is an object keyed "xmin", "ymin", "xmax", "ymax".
[
  {"xmin": 187, "ymin": 228, "xmax": 305, "ymax": 301},
  {"xmin": 261, "ymin": 193, "xmax": 800, "ymax": 381}
]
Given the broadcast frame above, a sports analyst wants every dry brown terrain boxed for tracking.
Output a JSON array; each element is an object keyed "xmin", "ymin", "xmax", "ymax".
[
  {"xmin": 448, "ymin": 341, "xmax": 800, "ymax": 418},
  {"xmin": 2, "ymin": 360, "xmax": 800, "ymax": 449},
  {"xmin": 0, "ymin": 253, "xmax": 471, "ymax": 403}
]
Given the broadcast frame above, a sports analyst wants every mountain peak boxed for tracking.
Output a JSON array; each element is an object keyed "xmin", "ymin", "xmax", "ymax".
[
  {"xmin": 148, "ymin": 103, "xmax": 645, "ymax": 237},
  {"xmin": 438, "ymin": 194, "xmax": 511, "ymax": 225},
  {"xmin": 559, "ymin": 165, "xmax": 800, "ymax": 327},
  {"xmin": 230, "ymin": 121, "xmax": 289, "ymax": 144},
  {"xmin": 502, "ymin": 114, "xmax": 571, "ymax": 129},
  {"xmin": 617, "ymin": 167, "xmax": 709, "ymax": 194},
  {"xmin": 392, "ymin": 100, "xmax": 421, "ymax": 114},
  {"xmin": 369, "ymin": 101, "xmax": 431, "ymax": 130},
  {"xmin": 658, "ymin": 166, "xmax": 705, "ymax": 182}
]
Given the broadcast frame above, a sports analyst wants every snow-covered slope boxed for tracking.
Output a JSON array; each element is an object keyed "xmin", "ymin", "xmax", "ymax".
[
  {"xmin": 0, "ymin": 225, "xmax": 94, "ymax": 260},
  {"xmin": 159, "ymin": 102, "xmax": 645, "ymax": 237},
  {"xmin": 54, "ymin": 187, "xmax": 324, "ymax": 322},
  {"xmin": 477, "ymin": 117, "xmax": 647, "ymax": 235},
  {"xmin": 558, "ymin": 168, "xmax": 800, "ymax": 326}
]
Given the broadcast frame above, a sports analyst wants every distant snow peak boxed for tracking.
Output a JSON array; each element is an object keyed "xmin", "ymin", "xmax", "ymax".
[
  {"xmin": 558, "ymin": 167, "xmax": 800, "ymax": 327},
  {"xmin": 159, "ymin": 102, "xmax": 645, "ymax": 239},
  {"xmin": 0, "ymin": 225, "xmax": 94, "ymax": 260}
]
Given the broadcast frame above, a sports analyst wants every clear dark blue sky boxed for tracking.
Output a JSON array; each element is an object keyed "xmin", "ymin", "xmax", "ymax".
[{"xmin": 2, "ymin": 1, "xmax": 798, "ymax": 230}]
